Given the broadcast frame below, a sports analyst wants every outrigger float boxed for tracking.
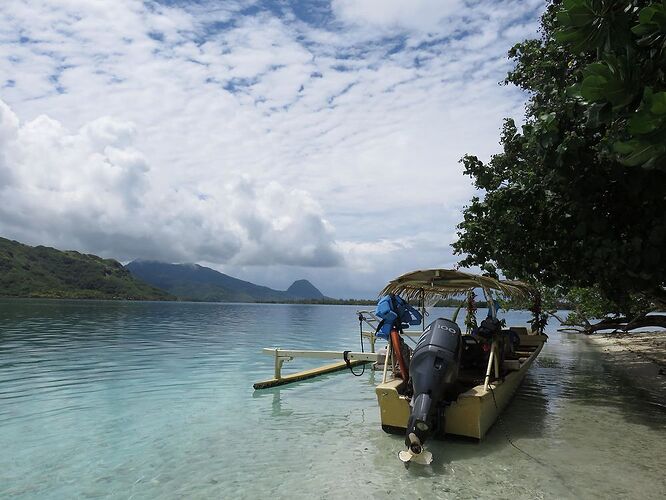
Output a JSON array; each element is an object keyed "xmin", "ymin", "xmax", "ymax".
[{"xmin": 254, "ymin": 269, "xmax": 547, "ymax": 465}]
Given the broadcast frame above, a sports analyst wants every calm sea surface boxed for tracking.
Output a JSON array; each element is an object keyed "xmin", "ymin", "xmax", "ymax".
[{"xmin": 0, "ymin": 300, "xmax": 664, "ymax": 499}]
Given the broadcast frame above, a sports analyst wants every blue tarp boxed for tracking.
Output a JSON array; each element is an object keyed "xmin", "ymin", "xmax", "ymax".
[{"xmin": 374, "ymin": 294, "xmax": 422, "ymax": 339}]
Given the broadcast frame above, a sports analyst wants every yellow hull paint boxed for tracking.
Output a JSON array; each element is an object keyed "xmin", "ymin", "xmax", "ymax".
[{"xmin": 375, "ymin": 334, "xmax": 546, "ymax": 439}]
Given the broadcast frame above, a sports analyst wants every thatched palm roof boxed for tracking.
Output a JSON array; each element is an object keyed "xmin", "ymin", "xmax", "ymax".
[{"xmin": 379, "ymin": 269, "xmax": 533, "ymax": 302}]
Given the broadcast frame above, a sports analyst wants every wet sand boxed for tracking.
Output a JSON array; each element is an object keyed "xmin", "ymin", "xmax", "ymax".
[{"xmin": 585, "ymin": 330, "xmax": 666, "ymax": 404}]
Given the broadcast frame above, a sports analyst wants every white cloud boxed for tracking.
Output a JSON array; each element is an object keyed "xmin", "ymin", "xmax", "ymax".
[
  {"xmin": 0, "ymin": 0, "xmax": 545, "ymax": 297},
  {"xmin": 0, "ymin": 98, "xmax": 340, "ymax": 267},
  {"xmin": 331, "ymin": 0, "xmax": 463, "ymax": 32}
]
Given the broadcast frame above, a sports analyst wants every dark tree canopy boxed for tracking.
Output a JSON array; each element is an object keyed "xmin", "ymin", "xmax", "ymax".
[{"xmin": 453, "ymin": 0, "xmax": 666, "ymax": 320}]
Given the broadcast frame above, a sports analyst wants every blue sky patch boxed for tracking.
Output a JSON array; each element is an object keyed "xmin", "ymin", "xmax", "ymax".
[{"xmin": 0, "ymin": 0, "xmax": 547, "ymax": 297}]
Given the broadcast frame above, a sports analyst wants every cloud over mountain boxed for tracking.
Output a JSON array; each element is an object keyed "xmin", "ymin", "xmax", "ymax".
[
  {"xmin": 0, "ymin": 99, "xmax": 340, "ymax": 267},
  {"xmin": 0, "ymin": 0, "xmax": 545, "ymax": 296}
]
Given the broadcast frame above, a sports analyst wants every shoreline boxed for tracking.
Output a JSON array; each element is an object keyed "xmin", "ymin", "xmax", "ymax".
[
  {"xmin": 585, "ymin": 330, "xmax": 666, "ymax": 404},
  {"xmin": 0, "ymin": 296, "xmax": 377, "ymax": 306}
]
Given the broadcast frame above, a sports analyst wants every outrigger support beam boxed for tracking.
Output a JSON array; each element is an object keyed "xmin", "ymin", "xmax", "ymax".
[
  {"xmin": 262, "ymin": 348, "xmax": 381, "ymax": 363},
  {"xmin": 253, "ymin": 349, "xmax": 380, "ymax": 390}
]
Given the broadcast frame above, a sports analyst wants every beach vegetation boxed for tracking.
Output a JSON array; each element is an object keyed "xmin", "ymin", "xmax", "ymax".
[
  {"xmin": 454, "ymin": 0, "xmax": 666, "ymax": 333},
  {"xmin": 0, "ymin": 237, "xmax": 173, "ymax": 300}
]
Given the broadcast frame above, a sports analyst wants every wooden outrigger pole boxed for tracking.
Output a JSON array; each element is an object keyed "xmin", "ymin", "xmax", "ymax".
[
  {"xmin": 253, "ymin": 349, "xmax": 380, "ymax": 389},
  {"xmin": 253, "ymin": 308, "xmax": 427, "ymax": 390}
]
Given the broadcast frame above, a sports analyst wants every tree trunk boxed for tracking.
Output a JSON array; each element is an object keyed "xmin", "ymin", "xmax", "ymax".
[
  {"xmin": 649, "ymin": 287, "xmax": 666, "ymax": 310},
  {"xmin": 586, "ymin": 314, "xmax": 666, "ymax": 334},
  {"xmin": 547, "ymin": 310, "xmax": 568, "ymax": 324}
]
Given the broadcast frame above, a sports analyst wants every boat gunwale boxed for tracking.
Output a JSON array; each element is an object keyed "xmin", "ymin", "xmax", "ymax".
[
  {"xmin": 376, "ymin": 333, "xmax": 546, "ymax": 398},
  {"xmin": 375, "ymin": 333, "xmax": 546, "ymax": 438}
]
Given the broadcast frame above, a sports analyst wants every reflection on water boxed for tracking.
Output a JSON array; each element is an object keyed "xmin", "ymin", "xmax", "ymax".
[{"xmin": 0, "ymin": 300, "xmax": 664, "ymax": 499}]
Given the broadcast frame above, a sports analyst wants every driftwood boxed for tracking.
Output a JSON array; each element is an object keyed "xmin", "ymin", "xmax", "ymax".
[{"xmin": 558, "ymin": 314, "xmax": 666, "ymax": 334}]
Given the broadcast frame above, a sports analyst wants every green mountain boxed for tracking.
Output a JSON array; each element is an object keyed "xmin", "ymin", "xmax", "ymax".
[
  {"xmin": 0, "ymin": 237, "xmax": 173, "ymax": 300},
  {"xmin": 125, "ymin": 260, "xmax": 325, "ymax": 302},
  {"xmin": 286, "ymin": 279, "xmax": 324, "ymax": 299}
]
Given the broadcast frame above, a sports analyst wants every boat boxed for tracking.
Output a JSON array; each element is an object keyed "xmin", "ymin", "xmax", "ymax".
[{"xmin": 253, "ymin": 269, "xmax": 547, "ymax": 465}]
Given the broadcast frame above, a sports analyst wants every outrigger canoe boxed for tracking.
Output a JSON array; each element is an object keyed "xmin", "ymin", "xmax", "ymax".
[{"xmin": 254, "ymin": 269, "xmax": 547, "ymax": 465}]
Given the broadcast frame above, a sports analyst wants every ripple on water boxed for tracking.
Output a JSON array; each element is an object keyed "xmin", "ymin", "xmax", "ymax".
[{"xmin": 0, "ymin": 301, "xmax": 664, "ymax": 499}]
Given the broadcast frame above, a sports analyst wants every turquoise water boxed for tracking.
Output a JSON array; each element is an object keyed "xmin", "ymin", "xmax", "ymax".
[{"xmin": 1, "ymin": 300, "xmax": 664, "ymax": 499}]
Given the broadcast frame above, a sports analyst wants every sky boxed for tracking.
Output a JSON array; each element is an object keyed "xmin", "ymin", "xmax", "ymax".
[{"xmin": 0, "ymin": 0, "xmax": 546, "ymax": 298}]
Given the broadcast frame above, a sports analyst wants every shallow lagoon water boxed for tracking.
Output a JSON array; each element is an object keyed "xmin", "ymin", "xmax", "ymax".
[{"xmin": 0, "ymin": 300, "xmax": 664, "ymax": 499}]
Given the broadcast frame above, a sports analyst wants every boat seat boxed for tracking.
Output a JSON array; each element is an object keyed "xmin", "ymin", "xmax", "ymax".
[{"xmin": 460, "ymin": 334, "xmax": 485, "ymax": 370}]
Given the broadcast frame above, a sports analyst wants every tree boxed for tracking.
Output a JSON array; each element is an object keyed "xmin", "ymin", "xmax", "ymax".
[{"xmin": 453, "ymin": 0, "xmax": 666, "ymax": 331}]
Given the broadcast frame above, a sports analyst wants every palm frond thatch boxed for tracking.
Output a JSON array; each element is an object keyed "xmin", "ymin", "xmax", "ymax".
[{"xmin": 379, "ymin": 269, "xmax": 533, "ymax": 302}]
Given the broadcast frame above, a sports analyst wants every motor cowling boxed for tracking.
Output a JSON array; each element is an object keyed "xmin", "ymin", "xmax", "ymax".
[{"xmin": 405, "ymin": 318, "xmax": 462, "ymax": 453}]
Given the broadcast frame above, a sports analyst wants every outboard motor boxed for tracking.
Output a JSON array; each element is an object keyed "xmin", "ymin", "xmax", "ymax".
[{"xmin": 400, "ymin": 318, "xmax": 462, "ymax": 465}]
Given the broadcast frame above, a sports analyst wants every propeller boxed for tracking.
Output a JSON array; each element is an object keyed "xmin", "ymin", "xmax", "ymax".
[
  {"xmin": 398, "ymin": 433, "xmax": 433, "ymax": 465},
  {"xmin": 398, "ymin": 448, "xmax": 433, "ymax": 465}
]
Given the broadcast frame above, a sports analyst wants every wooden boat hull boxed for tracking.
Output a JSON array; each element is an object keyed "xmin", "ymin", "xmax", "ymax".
[{"xmin": 375, "ymin": 333, "xmax": 546, "ymax": 439}]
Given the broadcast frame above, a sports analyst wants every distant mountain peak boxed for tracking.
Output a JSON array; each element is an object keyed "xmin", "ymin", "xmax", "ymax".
[
  {"xmin": 286, "ymin": 279, "xmax": 324, "ymax": 299},
  {"xmin": 125, "ymin": 261, "xmax": 325, "ymax": 303}
]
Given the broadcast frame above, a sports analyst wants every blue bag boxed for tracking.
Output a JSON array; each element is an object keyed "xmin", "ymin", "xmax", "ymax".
[{"xmin": 374, "ymin": 294, "xmax": 422, "ymax": 339}]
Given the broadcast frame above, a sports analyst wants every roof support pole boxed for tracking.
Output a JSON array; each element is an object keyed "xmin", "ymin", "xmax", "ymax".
[
  {"xmin": 382, "ymin": 340, "xmax": 392, "ymax": 383},
  {"xmin": 483, "ymin": 340, "xmax": 497, "ymax": 391},
  {"xmin": 482, "ymin": 287, "xmax": 496, "ymax": 319}
]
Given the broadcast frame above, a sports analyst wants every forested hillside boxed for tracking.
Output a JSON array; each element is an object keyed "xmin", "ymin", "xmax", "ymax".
[{"xmin": 0, "ymin": 237, "xmax": 173, "ymax": 300}]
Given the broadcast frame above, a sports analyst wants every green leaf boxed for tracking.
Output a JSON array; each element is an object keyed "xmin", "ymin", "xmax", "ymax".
[
  {"xmin": 456, "ymin": 0, "xmax": 666, "ymax": 321},
  {"xmin": 562, "ymin": 0, "xmax": 583, "ymax": 10},
  {"xmin": 568, "ymin": 6, "xmax": 596, "ymax": 26},
  {"xmin": 586, "ymin": 102, "xmax": 611, "ymax": 128},
  {"xmin": 628, "ymin": 110, "xmax": 663, "ymax": 134},
  {"xmin": 558, "ymin": 0, "xmax": 595, "ymax": 26},
  {"xmin": 651, "ymin": 92, "xmax": 666, "ymax": 114},
  {"xmin": 638, "ymin": 5, "xmax": 660, "ymax": 24},
  {"xmin": 631, "ymin": 24, "xmax": 651, "ymax": 36},
  {"xmin": 585, "ymin": 62, "xmax": 611, "ymax": 78},
  {"xmin": 580, "ymin": 75, "xmax": 608, "ymax": 101},
  {"xmin": 555, "ymin": 29, "xmax": 578, "ymax": 43},
  {"xmin": 614, "ymin": 140, "xmax": 664, "ymax": 167},
  {"xmin": 578, "ymin": 58, "xmax": 636, "ymax": 109},
  {"xmin": 613, "ymin": 141, "xmax": 634, "ymax": 155},
  {"xmin": 567, "ymin": 83, "xmax": 583, "ymax": 99},
  {"xmin": 632, "ymin": 2, "xmax": 666, "ymax": 43}
]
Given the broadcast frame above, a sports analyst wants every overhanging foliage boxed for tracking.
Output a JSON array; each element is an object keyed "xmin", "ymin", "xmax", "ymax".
[{"xmin": 453, "ymin": 0, "xmax": 666, "ymax": 327}]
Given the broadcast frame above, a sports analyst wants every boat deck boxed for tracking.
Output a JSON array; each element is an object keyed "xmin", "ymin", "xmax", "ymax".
[{"xmin": 375, "ymin": 333, "xmax": 547, "ymax": 439}]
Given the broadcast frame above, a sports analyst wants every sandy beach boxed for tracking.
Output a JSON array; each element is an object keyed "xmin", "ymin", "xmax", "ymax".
[{"xmin": 585, "ymin": 331, "xmax": 666, "ymax": 404}]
